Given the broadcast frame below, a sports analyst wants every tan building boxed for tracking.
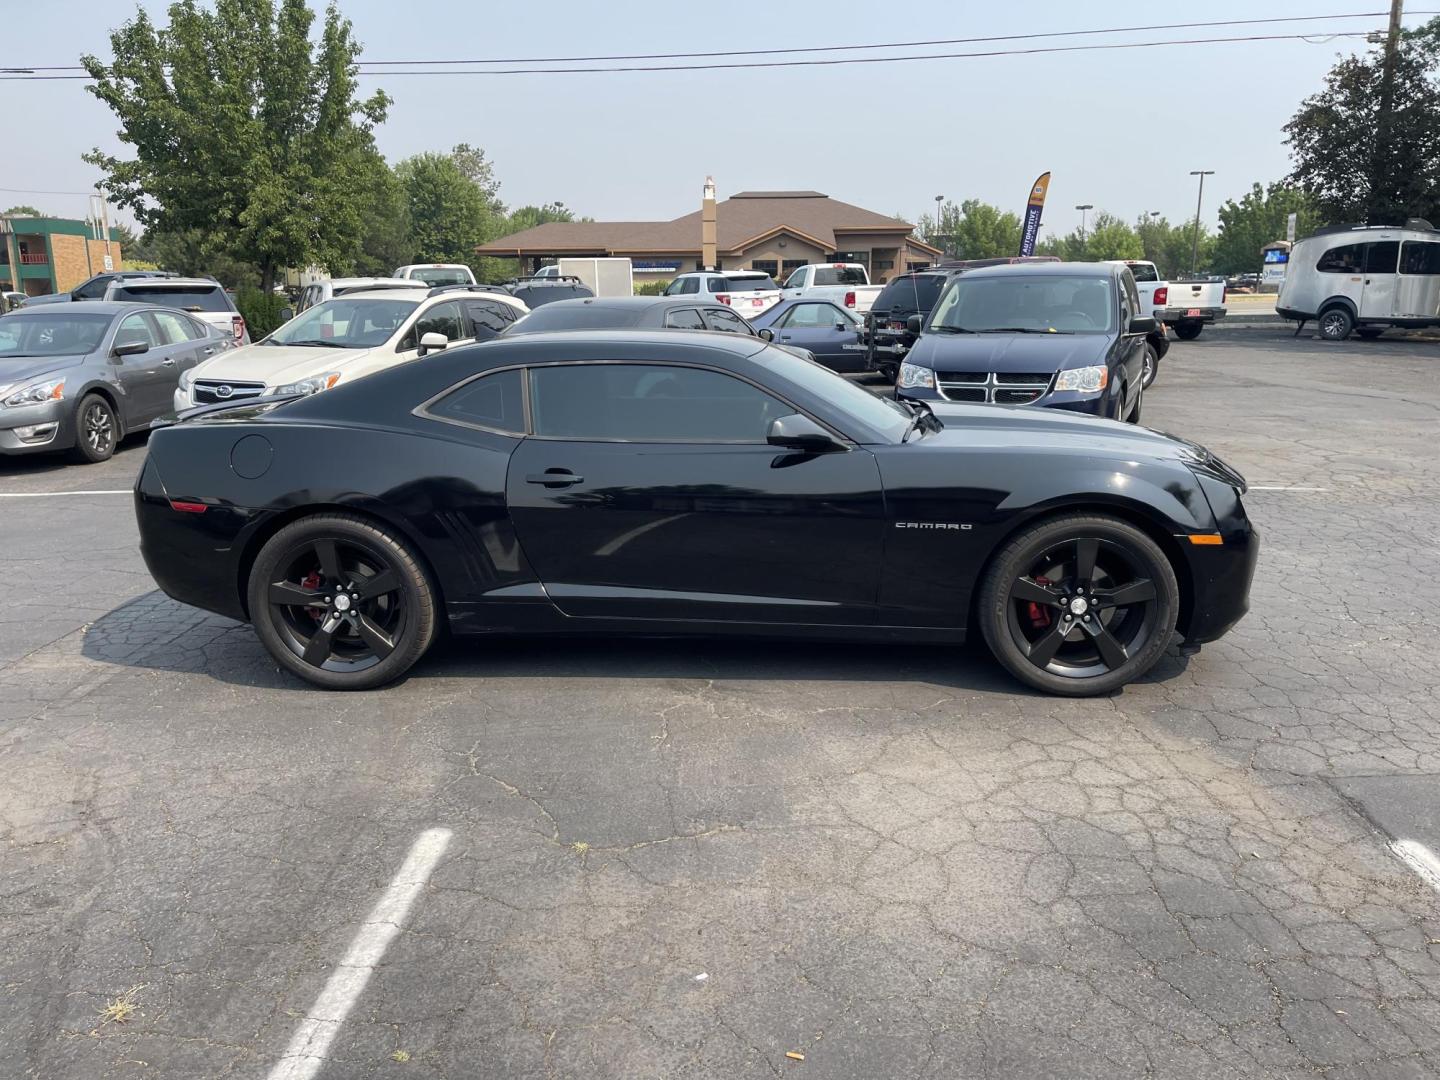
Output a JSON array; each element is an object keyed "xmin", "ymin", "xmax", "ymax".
[
  {"xmin": 0, "ymin": 214, "xmax": 124, "ymax": 297},
  {"xmin": 475, "ymin": 188, "xmax": 940, "ymax": 285}
]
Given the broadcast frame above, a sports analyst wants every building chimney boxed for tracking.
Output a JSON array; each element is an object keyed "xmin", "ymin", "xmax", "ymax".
[{"xmin": 701, "ymin": 175, "xmax": 717, "ymax": 271}]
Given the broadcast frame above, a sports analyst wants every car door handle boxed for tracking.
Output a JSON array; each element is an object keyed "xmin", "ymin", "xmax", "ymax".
[
  {"xmin": 526, "ymin": 470, "xmax": 584, "ymax": 487},
  {"xmin": 162, "ymin": 358, "xmax": 176, "ymax": 366},
  {"xmin": 202, "ymin": 346, "xmax": 215, "ymax": 355}
]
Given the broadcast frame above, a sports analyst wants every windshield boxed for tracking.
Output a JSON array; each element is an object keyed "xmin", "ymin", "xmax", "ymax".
[
  {"xmin": 761, "ymin": 347, "xmax": 912, "ymax": 443},
  {"xmin": 408, "ymin": 267, "xmax": 472, "ymax": 287},
  {"xmin": 0, "ymin": 312, "xmax": 111, "ymax": 357},
  {"xmin": 268, "ymin": 298, "xmax": 419, "ymax": 348},
  {"xmin": 111, "ymin": 285, "xmax": 231, "ymax": 311},
  {"xmin": 812, "ymin": 266, "xmax": 867, "ymax": 286},
  {"xmin": 872, "ymin": 274, "xmax": 947, "ymax": 316},
  {"xmin": 928, "ymin": 275, "xmax": 1115, "ymax": 335}
]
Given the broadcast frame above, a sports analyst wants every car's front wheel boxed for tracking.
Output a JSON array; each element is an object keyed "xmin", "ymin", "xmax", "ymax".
[
  {"xmin": 247, "ymin": 513, "xmax": 437, "ymax": 690},
  {"xmin": 70, "ymin": 393, "xmax": 118, "ymax": 464},
  {"xmin": 977, "ymin": 514, "xmax": 1179, "ymax": 696}
]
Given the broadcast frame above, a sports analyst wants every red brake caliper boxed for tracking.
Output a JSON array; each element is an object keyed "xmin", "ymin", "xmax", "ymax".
[
  {"xmin": 1027, "ymin": 575, "xmax": 1052, "ymax": 629},
  {"xmin": 301, "ymin": 570, "xmax": 323, "ymax": 621}
]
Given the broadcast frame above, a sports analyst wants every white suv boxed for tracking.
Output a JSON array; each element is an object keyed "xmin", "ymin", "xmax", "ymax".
[{"xmin": 173, "ymin": 287, "xmax": 526, "ymax": 411}]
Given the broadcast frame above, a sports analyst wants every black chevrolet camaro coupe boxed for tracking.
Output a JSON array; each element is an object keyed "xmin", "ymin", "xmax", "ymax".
[{"xmin": 134, "ymin": 331, "xmax": 1257, "ymax": 695}]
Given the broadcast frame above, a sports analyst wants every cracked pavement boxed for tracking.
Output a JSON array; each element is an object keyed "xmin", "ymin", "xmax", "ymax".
[{"xmin": 2, "ymin": 327, "xmax": 1439, "ymax": 1078}]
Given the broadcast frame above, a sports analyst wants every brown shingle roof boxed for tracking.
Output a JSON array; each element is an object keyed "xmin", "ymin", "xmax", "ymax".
[{"xmin": 476, "ymin": 191, "xmax": 920, "ymax": 256}]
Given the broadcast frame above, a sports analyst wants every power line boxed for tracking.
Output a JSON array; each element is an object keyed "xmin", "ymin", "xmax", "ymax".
[
  {"xmin": 3, "ymin": 11, "xmax": 1432, "ymax": 78},
  {"xmin": 0, "ymin": 186, "xmax": 103, "ymax": 196},
  {"xmin": 0, "ymin": 28, "xmax": 1406, "ymax": 80}
]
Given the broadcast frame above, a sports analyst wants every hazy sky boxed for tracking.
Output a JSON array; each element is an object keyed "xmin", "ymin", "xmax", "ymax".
[{"xmin": 2, "ymin": 1, "xmax": 1415, "ymax": 239}]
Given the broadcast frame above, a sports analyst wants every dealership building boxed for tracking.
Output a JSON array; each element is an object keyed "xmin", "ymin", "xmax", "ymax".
[{"xmin": 475, "ymin": 184, "xmax": 941, "ymax": 284}]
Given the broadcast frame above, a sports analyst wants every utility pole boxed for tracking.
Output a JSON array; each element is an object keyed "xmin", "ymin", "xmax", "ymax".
[
  {"xmin": 1074, "ymin": 204, "xmax": 1093, "ymax": 255},
  {"xmin": 1189, "ymin": 171, "xmax": 1214, "ymax": 274},
  {"xmin": 1371, "ymin": 0, "xmax": 1404, "ymax": 224}
]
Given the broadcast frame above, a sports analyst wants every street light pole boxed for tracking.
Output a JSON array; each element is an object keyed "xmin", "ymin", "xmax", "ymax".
[
  {"xmin": 1189, "ymin": 171, "xmax": 1214, "ymax": 274},
  {"xmin": 1074, "ymin": 204, "xmax": 1093, "ymax": 255}
]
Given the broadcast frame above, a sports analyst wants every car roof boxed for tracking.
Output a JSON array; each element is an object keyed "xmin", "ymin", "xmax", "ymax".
[
  {"xmin": 108, "ymin": 277, "xmax": 221, "ymax": 289},
  {"xmin": 320, "ymin": 288, "xmax": 434, "ymax": 302},
  {"xmin": 5, "ymin": 300, "xmax": 149, "ymax": 315},
  {"xmin": 957, "ymin": 261, "xmax": 1120, "ymax": 280},
  {"xmin": 328, "ymin": 276, "xmax": 426, "ymax": 288}
]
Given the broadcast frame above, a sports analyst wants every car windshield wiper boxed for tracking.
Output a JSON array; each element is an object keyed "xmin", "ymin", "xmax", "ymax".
[
  {"xmin": 976, "ymin": 326, "xmax": 1074, "ymax": 334},
  {"xmin": 927, "ymin": 324, "xmax": 975, "ymax": 334},
  {"xmin": 276, "ymin": 339, "xmax": 352, "ymax": 349}
]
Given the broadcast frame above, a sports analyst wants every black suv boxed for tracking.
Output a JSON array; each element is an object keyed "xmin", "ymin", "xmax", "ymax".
[
  {"xmin": 24, "ymin": 269, "xmax": 177, "ymax": 305},
  {"xmin": 862, "ymin": 270, "xmax": 954, "ymax": 380}
]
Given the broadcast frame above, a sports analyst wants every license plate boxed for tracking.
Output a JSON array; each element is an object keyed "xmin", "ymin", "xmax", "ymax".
[
  {"xmin": 751, "ymin": 298, "xmax": 763, "ymax": 307},
  {"xmin": 1186, "ymin": 308, "xmax": 1201, "ymax": 317}
]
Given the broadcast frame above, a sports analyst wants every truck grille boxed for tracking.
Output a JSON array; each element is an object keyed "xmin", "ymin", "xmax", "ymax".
[
  {"xmin": 193, "ymin": 379, "xmax": 266, "ymax": 406},
  {"xmin": 935, "ymin": 371, "xmax": 1053, "ymax": 404}
]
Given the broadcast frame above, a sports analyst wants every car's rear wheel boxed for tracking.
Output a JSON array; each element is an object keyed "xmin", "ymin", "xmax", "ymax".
[
  {"xmin": 977, "ymin": 514, "xmax": 1178, "ymax": 696},
  {"xmin": 1141, "ymin": 343, "xmax": 1159, "ymax": 389},
  {"xmin": 70, "ymin": 393, "xmax": 118, "ymax": 464},
  {"xmin": 247, "ymin": 514, "xmax": 437, "ymax": 690},
  {"xmin": 1173, "ymin": 320, "xmax": 1203, "ymax": 341},
  {"xmin": 1319, "ymin": 306, "xmax": 1354, "ymax": 341}
]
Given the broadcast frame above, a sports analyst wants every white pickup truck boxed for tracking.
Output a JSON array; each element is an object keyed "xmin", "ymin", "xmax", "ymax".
[
  {"xmin": 780, "ymin": 263, "xmax": 884, "ymax": 314},
  {"xmin": 1108, "ymin": 259, "xmax": 1227, "ymax": 340}
]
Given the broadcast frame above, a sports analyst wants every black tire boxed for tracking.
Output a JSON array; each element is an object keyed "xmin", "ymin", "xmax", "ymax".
[
  {"xmin": 1173, "ymin": 320, "xmax": 1203, "ymax": 341},
  {"xmin": 1141, "ymin": 343, "xmax": 1159, "ymax": 389},
  {"xmin": 879, "ymin": 363, "xmax": 898, "ymax": 382},
  {"xmin": 247, "ymin": 513, "xmax": 437, "ymax": 690},
  {"xmin": 1355, "ymin": 327, "xmax": 1383, "ymax": 340},
  {"xmin": 70, "ymin": 393, "xmax": 118, "ymax": 464},
  {"xmin": 1318, "ymin": 306, "xmax": 1354, "ymax": 341},
  {"xmin": 977, "ymin": 514, "xmax": 1179, "ymax": 697}
]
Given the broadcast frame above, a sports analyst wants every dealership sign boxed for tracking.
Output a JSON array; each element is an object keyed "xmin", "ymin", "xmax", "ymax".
[
  {"xmin": 1018, "ymin": 172, "xmax": 1051, "ymax": 257},
  {"xmin": 633, "ymin": 260, "xmax": 682, "ymax": 271}
]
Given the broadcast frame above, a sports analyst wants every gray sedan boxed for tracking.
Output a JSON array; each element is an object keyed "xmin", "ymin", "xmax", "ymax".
[{"xmin": 0, "ymin": 300, "xmax": 234, "ymax": 463}]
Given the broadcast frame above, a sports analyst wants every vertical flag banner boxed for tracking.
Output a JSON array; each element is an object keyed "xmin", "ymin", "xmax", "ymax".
[{"xmin": 1018, "ymin": 172, "xmax": 1051, "ymax": 257}]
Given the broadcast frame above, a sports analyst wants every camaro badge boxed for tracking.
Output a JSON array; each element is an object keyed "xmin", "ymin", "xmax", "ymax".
[{"xmin": 895, "ymin": 522, "xmax": 972, "ymax": 530}]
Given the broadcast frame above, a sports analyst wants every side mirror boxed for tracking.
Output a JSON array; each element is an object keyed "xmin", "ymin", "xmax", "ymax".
[
  {"xmin": 417, "ymin": 331, "xmax": 448, "ymax": 357},
  {"xmin": 757, "ymin": 327, "xmax": 775, "ymax": 342},
  {"xmin": 113, "ymin": 338, "xmax": 149, "ymax": 357},
  {"xmin": 1128, "ymin": 315, "xmax": 1158, "ymax": 335},
  {"xmin": 278, "ymin": 306, "xmax": 295, "ymax": 323},
  {"xmin": 906, "ymin": 315, "xmax": 923, "ymax": 334},
  {"xmin": 766, "ymin": 413, "xmax": 845, "ymax": 453}
]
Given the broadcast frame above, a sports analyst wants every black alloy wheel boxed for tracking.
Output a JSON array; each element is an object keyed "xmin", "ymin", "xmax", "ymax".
[
  {"xmin": 248, "ymin": 514, "xmax": 436, "ymax": 690},
  {"xmin": 1141, "ymin": 343, "xmax": 1159, "ymax": 389},
  {"xmin": 71, "ymin": 393, "xmax": 117, "ymax": 464},
  {"xmin": 978, "ymin": 515, "xmax": 1178, "ymax": 696},
  {"xmin": 1318, "ymin": 307, "xmax": 1354, "ymax": 341}
]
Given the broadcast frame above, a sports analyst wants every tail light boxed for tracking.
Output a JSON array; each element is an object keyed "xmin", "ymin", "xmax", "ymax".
[
  {"xmin": 232, "ymin": 314, "xmax": 246, "ymax": 342},
  {"xmin": 717, "ymin": 294, "xmax": 731, "ymax": 305},
  {"xmin": 1153, "ymin": 287, "xmax": 1168, "ymax": 306},
  {"xmin": 844, "ymin": 291, "xmax": 856, "ymax": 307}
]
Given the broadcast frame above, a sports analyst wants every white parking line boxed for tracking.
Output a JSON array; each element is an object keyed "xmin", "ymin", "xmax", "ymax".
[
  {"xmin": 0, "ymin": 489, "xmax": 131, "ymax": 497},
  {"xmin": 266, "ymin": 828, "xmax": 453, "ymax": 1080},
  {"xmin": 1390, "ymin": 839, "xmax": 1440, "ymax": 894}
]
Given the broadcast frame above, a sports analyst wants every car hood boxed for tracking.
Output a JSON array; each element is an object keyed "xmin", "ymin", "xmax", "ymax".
[
  {"xmin": 906, "ymin": 331, "xmax": 1110, "ymax": 372},
  {"xmin": 0, "ymin": 353, "xmax": 91, "ymax": 394},
  {"xmin": 189, "ymin": 343, "xmax": 375, "ymax": 385},
  {"xmin": 919, "ymin": 400, "xmax": 1235, "ymax": 474}
]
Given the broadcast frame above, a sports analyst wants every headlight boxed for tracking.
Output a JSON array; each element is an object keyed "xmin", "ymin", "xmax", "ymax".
[
  {"xmin": 897, "ymin": 362, "xmax": 935, "ymax": 390},
  {"xmin": 1054, "ymin": 365, "xmax": 1109, "ymax": 393},
  {"xmin": 271, "ymin": 372, "xmax": 341, "ymax": 397},
  {"xmin": 2, "ymin": 378, "xmax": 64, "ymax": 408}
]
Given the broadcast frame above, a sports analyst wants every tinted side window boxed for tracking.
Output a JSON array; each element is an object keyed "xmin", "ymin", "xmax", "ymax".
[
  {"xmin": 1127, "ymin": 263, "xmax": 1160, "ymax": 283},
  {"xmin": 664, "ymin": 308, "xmax": 706, "ymax": 329},
  {"xmin": 404, "ymin": 301, "xmax": 465, "ymax": 349},
  {"xmin": 529, "ymin": 363, "xmax": 788, "ymax": 442},
  {"xmin": 152, "ymin": 310, "xmax": 197, "ymax": 344},
  {"xmin": 74, "ymin": 276, "xmax": 111, "ymax": 300},
  {"xmin": 705, "ymin": 278, "xmax": 728, "ymax": 294},
  {"xmin": 1317, "ymin": 244, "xmax": 1366, "ymax": 273},
  {"xmin": 702, "ymin": 308, "xmax": 754, "ymax": 335},
  {"xmin": 672, "ymin": 278, "xmax": 700, "ymax": 295},
  {"xmin": 1401, "ymin": 241, "xmax": 1440, "ymax": 274},
  {"xmin": 464, "ymin": 299, "xmax": 518, "ymax": 338},
  {"xmin": 1364, "ymin": 241, "xmax": 1400, "ymax": 274},
  {"xmin": 781, "ymin": 303, "xmax": 836, "ymax": 328},
  {"xmin": 427, "ymin": 369, "xmax": 524, "ymax": 433},
  {"xmin": 115, "ymin": 312, "xmax": 159, "ymax": 348}
]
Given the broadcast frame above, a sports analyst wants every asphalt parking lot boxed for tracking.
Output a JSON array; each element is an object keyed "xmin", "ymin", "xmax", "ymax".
[{"xmin": 4, "ymin": 327, "xmax": 1440, "ymax": 1079}]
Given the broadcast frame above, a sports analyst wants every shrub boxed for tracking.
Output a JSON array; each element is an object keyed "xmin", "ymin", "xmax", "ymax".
[
  {"xmin": 634, "ymin": 280, "xmax": 671, "ymax": 295},
  {"xmin": 235, "ymin": 285, "xmax": 289, "ymax": 339}
]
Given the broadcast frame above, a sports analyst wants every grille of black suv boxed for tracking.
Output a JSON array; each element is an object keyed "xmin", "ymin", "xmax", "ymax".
[{"xmin": 934, "ymin": 371, "xmax": 1053, "ymax": 404}]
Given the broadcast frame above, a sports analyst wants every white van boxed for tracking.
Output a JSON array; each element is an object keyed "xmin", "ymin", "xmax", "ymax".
[{"xmin": 1277, "ymin": 223, "xmax": 1440, "ymax": 340}]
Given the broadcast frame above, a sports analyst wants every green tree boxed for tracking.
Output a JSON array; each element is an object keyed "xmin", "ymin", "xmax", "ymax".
[
  {"xmin": 1134, "ymin": 215, "xmax": 1211, "ymax": 277},
  {"xmin": 919, "ymin": 199, "xmax": 1021, "ymax": 259},
  {"xmin": 81, "ymin": 0, "xmax": 391, "ymax": 293},
  {"xmin": 1082, "ymin": 212, "xmax": 1143, "ymax": 261},
  {"xmin": 351, "ymin": 160, "xmax": 411, "ymax": 276},
  {"xmin": 2, "ymin": 205, "xmax": 42, "ymax": 216},
  {"xmin": 1211, "ymin": 182, "xmax": 1321, "ymax": 274},
  {"xmin": 395, "ymin": 152, "xmax": 498, "ymax": 268},
  {"xmin": 505, "ymin": 202, "xmax": 578, "ymax": 233},
  {"xmin": 450, "ymin": 143, "xmax": 503, "ymax": 208},
  {"xmin": 1285, "ymin": 16, "xmax": 1440, "ymax": 225}
]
